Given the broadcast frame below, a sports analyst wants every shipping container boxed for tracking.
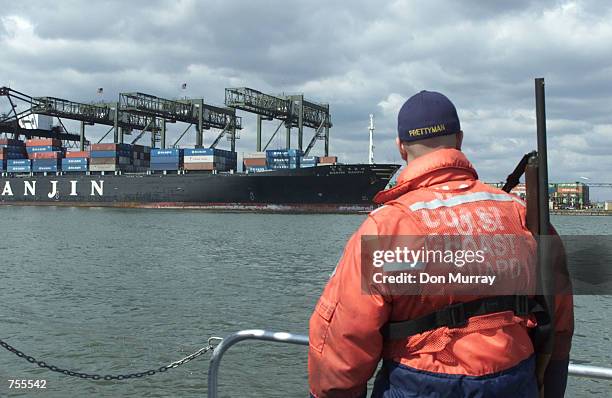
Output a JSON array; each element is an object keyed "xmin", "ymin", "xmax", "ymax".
[
  {"xmin": 132, "ymin": 144, "xmax": 151, "ymax": 154},
  {"xmin": 65, "ymin": 151, "xmax": 90, "ymax": 158},
  {"xmin": 30, "ymin": 151, "xmax": 63, "ymax": 160},
  {"xmin": 0, "ymin": 138, "xmax": 25, "ymax": 146},
  {"xmin": 91, "ymin": 143, "xmax": 132, "ymax": 151},
  {"xmin": 0, "ymin": 148, "xmax": 27, "ymax": 160},
  {"xmin": 89, "ymin": 164, "xmax": 124, "ymax": 172},
  {"xmin": 26, "ymin": 146, "xmax": 62, "ymax": 153},
  {"xmin": 319, "ymin": 156, "xmax": 337, "ymax": 164},
  {"xmin": 183, "ymin": 163, "xmax": 217, "ymax": 171},
  {"xmin": 150, "ymin": 158, "xmax": 183, "ymax": 165},
  {"xmin": 90, "ymin": 150, "xmax": 132, "ymax": 158},
  {"xmin": 266, "ymin": 149, "xmax": 290, "ymax": 158},
  {"xmin": 184, "ymin": 148, "xmax": 215, "ymax": 156},
  {"xmin": 62, "ymin": 164, "xmax": 88, "ymax": 172},
  {"xmin": 32, "ymin": 165, "xmax": 59, "ymax": 172},
  {"xmin": 150, "ymin": 163, "xmax": 181, "ymax": 171},
  {"xmin": 301, "ymin": 156, "xmax": 319, "ymax": 163},
  {"xmin": 7, "ymin": 165, "xmax": 31, "ymax": 172},
  {"xmin": 184, "ymin": 155, "xmax": 214, "ymax": 163},
  {"xmin": 62, "ymin": 157, "xmax": 88, "ymax": 166},
  {"xmin": 245, "ymin": 166, "xmax": 269, "ymax": 173},
  {"xmin": 151, "ymin": 148, "xmax": 183, "ymax": 157},
  {"xmin": 244, "ymin": 152, "xmax": 266, "ymax": 159},
  {"xmin": 243, "ymin": 158, "xmax": 267, "ymax": 167},
  {"xmin": 25, "ymin": 138, "xmax": 61, "ymax": 147},
  {"xmin": 90, "ymin": 156, "xmax": 132, "ymax": 165},
  {"xmin": 8, "ymin": 159, "xmax": 31, "ymax": 166}
]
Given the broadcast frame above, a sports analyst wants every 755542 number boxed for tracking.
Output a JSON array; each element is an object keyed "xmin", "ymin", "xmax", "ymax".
[{"xmin": 8, "ymin": 379, "xmax": 47, "ymax": 389}]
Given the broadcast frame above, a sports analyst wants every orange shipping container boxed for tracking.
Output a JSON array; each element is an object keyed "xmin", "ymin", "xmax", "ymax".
[
  {"xmin": 65, "ymin": 151, "xmax": 90, "ymax": 158},
  {"xmin": 30, "ymin": 151, "xmax": 63, "ymax": 159},
  {"xmin": 243, "ymin": 158, "xmax": 267, "ymax": 167},
  {"xmin": 184, "ymin": 163, "xmax": 216, "ymax": 171},
  {"xmin": 26, "ymin": 138, "xmax": 61, "ymax": 147},
  {"xmin": 319, "ymin": 156, "xmax": 337, "ymax": 164}
]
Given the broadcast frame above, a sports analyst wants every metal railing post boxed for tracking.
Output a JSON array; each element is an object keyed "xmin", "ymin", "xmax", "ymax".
[{"xmin": 207, "ymin": 330, "xmax": 308, "ymax": 398}]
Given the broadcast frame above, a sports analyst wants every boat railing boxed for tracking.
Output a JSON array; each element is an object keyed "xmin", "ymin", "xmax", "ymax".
[{"xmin": 208, "ymin": 329, "xmax": 612, "ymax": 398}]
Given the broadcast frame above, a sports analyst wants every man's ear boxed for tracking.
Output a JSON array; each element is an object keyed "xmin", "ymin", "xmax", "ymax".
[
  {"xmin": 456, "ymin": 131, "xmax": 464, "ymax": 150},
  {"xmin": 396, "ymin": 137, "xmax": 408, "ymax": 161}
]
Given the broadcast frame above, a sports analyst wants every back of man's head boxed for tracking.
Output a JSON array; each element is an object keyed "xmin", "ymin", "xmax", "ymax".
[{"xmin": 396, "ymin": 91, "xmax": 463, "ymax": 162}]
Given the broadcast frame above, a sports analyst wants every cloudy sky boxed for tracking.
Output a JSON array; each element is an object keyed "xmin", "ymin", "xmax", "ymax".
[{"xmin": 1, "ymin": 0, "xmax": 611, "ymax": 197}]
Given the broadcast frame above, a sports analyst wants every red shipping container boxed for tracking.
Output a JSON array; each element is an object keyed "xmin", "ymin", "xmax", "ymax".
[
  {"xmin": 30, "ymin": 151, "xmax": 63, "ymax": 159},
  {"xmin": 91, "ymin": 143, "xmax": 121, "ymax": 151},
  {"xmin": 26, "ymin": 138, "xmax": 61, "ymax": 147},
  {"xmin": 65, "ymin": 151, "xmax": 90, "ymax": 158}
]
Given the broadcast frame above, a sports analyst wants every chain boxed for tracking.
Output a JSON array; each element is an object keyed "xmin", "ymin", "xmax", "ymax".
[{"xmin": 0, "ymin": 337, "xmax": 223, "ymax": 381}]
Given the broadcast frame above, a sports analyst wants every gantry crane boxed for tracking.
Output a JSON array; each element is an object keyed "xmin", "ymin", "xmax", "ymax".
[{"xmin": 225, "ymin": 87, "xmax": 331, "ymax": 155}]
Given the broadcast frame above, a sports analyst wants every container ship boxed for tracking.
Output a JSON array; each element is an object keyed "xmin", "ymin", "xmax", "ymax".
[{"xmin": 0, "ymin": 87, "xmax": 399, "ymax": 212}]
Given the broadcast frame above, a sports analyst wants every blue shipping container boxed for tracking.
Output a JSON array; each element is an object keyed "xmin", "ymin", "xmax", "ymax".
[
  {"xmin": 301, "ymin": 156, "xmax": 319, "ymax": 163},
  {"xmin": 63, "ymin": 164, "xmax": 88, "ymax": 172},
  {"xmin": 8, "ymin": 165, "xmax": 31, "ymax": 172},
  {"xmin": 150, "ymin": 158, "xmax": 182, "ymax": 164},
  {"xmin": 184, "ymin": 148, "xmax": 214, "ymax": 156},
  {"xmin": 26, "ymin": 146, "xmax": 62, "ymax": 153},
  {"xmin": 62, "ymin": 158, "xmax": 88, "ymax": 165},
  {"xmin": 33, "ymin": 165, "xmax": 59, "ymax": 172},
  {"xmin": 3, "ymin": 152, "xmax": 27, "ymax": 159},
  {"xmin": 33, "ymin": 159, "xmax": 61, "ymax": 166},
  {"xmin": 266, "ymin": 149, "xmax": 290, "ymax": 158},
  {"xmin": 151, "ymin": 148, "xmax": 183, "ymax": 157},
  {"xmin": 90, "ymin": 150, "xmax": 131, "ymax": 158},
  {"xmin": 8, "ymin": 159, "xmax": 31, "ymax": 166}
]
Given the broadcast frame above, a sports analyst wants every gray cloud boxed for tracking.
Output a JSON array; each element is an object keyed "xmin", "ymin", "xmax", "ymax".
[{"xmin": 1, "ymin": 0, "xmax": 611, "ymax": 198}]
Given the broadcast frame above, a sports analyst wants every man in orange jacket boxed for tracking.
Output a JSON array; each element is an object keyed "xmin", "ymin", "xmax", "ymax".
[{"xmin": 308, "ymin": 91, "xmax": 573, "ymax": 397}]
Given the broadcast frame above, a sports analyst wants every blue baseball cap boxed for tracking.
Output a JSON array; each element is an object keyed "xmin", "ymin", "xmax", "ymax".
[{"xmin": 397, "ymin": 90, "xmax": 460, "ymax": 142}]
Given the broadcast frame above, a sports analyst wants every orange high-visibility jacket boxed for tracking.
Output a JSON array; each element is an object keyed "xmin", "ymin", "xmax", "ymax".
[{"xmin": 308, "ymin": 148, "xmax": 573, "ymax": 398}]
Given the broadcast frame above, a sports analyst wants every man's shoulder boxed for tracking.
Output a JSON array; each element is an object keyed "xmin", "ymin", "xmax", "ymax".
[{"xmin": 365, "ymin": 202, "xmax": 418, "ymax": 232}]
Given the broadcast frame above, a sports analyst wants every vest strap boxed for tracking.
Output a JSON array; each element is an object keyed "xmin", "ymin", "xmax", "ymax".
[{"xmin": 382, "ymin": 295, "xmax": 548, "ymax": 340}]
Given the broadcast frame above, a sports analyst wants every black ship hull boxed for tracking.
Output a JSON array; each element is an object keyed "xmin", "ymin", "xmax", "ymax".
[{"xmin": 0, "ymin": 164, "xmax": 399, "ymax": 213}]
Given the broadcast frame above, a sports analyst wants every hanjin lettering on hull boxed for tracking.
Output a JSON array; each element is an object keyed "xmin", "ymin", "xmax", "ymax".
[{"xmin": 1, "ymin": 180, "xmax": 104, "ymax": 198}]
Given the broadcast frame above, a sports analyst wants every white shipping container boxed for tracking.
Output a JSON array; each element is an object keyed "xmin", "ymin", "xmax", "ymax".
[
  {"xmin": 605, "ymin": 201, "xmax": 612, "ymax": 211},
  {"xmin": 244, "ymin": 152, "xmax": 266, "ymax": 159},
  {"xmin": 90, "ymin": 164, "xmax": 121, "ymax": 172},
  {"xmin": 184, "ymin": 155, "xmax": 214, "ymax": 163}
]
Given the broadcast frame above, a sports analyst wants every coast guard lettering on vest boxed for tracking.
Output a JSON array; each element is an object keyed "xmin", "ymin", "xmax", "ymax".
[{"xmin": 0, "ymin": 180, "xmax": 104, "ymax": 197}]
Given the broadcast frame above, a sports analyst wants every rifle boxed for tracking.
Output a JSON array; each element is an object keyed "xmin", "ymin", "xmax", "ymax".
[{"xmin": 502, "ymin": 78, "xmax": 555, "ymax": 396}]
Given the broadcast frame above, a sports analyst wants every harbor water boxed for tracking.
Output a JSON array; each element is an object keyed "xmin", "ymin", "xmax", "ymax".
[{"xmin": 0, "ymin": 207, "xmax": 610, "ymax": 397}]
